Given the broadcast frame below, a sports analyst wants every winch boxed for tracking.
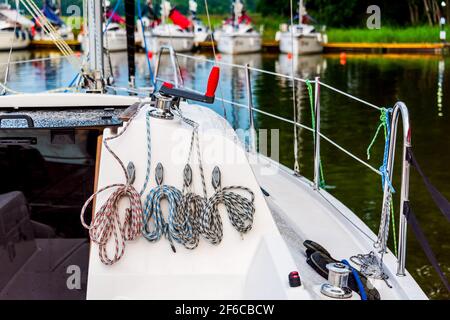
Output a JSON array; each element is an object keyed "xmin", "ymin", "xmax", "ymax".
[
  {"xmin": 149, "ymin": 66, "xmax": 220, "ymax": 120},
  {"xmin": 320, "ymin": 262, "xmax": 353, "ymax": 299}
]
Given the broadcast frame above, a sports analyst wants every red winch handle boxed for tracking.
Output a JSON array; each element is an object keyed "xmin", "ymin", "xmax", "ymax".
[
  {"xmin": 159, "ymin": 66, "xmax": 221, "ymax": 104},
  {"xmin": 205, "ymin": 66, "xmax": 220, "ymax": 98}
]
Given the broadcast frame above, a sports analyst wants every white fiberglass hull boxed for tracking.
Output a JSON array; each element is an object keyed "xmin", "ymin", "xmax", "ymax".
[
  {"xmin": 0, "ymin": 30, "xmax": 30, "ymax": 50},
  {"xmin": 80, "ymin": 31, "xmax": 127, "ymax": 52},
  {"xmin": 33, "ymin": 26, "xmax": 75, "ymax": 41},
  {"xmin": 141, "ymin": 33, "xmax": 194, "ymax": 53},
  {"xmin": 194, "ymin": 31, "xmax": 208, "ymax": 45},
  {"xmin": 217, "ymin": 34, "xmax": 262, "ymax": 54},
  {"xmin": 279, "ymin": 32, "xmax": 323, "ymax": 54}
]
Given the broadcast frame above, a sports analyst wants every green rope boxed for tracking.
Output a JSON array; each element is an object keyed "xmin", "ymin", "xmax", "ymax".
[
  {"xmin": 367, "ymin": 107, "xmax": 398, "ymax": 256},
  {"xmin": 366, "ymin": 108, "xmax": 389, "ymax": 160},
  {"xmin": 305, "ymin": 80, "xmax": 326, "ymax": 188}
]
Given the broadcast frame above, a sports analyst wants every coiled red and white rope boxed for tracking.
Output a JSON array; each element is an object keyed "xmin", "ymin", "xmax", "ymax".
[{"xmin": 80, "ymin": 102, "xmax": 144, "ymax": 265}]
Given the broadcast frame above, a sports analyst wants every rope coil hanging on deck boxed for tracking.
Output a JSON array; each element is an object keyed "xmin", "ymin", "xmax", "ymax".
[
  {"xmin": 174, "ymin": 117, "xmax": 208, "ymax": 250},
  {"xmin": 200, "ymin": 166, "xmax": 256, "ymax": 245},
  {"xmin": 141, "ymin": 108, "xmax": 206, "ymax": 251},
  {"xmin": 142, "ymin": 163, "xmax": 183, "ymax": 252},
  {"xmin": 80, "ymin": 103, "xmax": 144, "ymax": 265}
]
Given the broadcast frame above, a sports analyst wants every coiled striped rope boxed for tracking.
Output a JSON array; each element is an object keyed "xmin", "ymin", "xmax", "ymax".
[
  {"xmin": 200, "ymin": 168, "xmax": 256, "ymax": 245},
  {"xmin": 142, "ymin": 179, "xmax": 183, "ymax": 252},
  {"xmin": 141, "ymin": 106, "xmax": 208, "ymax": 251},
  {"xmin": 81, "ymin": 103, "xmax": 144, "ymax": 265},
  {"xmin": 175, "ymin": 111, "xmax": 208, "ymax": 250}
]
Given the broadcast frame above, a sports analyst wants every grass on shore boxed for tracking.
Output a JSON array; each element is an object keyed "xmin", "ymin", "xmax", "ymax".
[
  {"xmin": 327, "ymin": 26, "xmax": 450, "ymax": 43},
  {"xmin": 200, "ymin": 15, "xmax": 450, "ymax": 43},
  {"xmin": 62, "ymin": 14, "xmax": 450, "ymax": 44}
]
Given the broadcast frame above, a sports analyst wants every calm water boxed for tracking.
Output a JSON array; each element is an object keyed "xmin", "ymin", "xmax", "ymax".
[{"xmin": 2, "ymin": 49, "xmax": 449, "ymax": 299}]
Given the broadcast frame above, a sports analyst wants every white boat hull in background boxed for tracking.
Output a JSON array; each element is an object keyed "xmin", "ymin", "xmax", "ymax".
[
  {"xmin": 217, "ymin": 34, "xmax": 262, "ymax": 54},
  {"xmin": 279, "ymin": 32, "xmax": 324, "ymax": 54},
  {"xmin": 33, "ymin": 25, "xmax": 75, "ymax": 41},
  {"xmin": 0, "ymin": 30, "xmax": 31, "ymax": 50},
  {"xmin": 80, "ymin": 30, "xmax": 128, "ymax": 52},
  {"xmin": 144, "ymin": 33, "xmax": 194, "ymax": 53}
]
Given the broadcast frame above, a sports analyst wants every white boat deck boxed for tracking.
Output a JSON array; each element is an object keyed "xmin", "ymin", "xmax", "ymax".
[{"xmin": 249, "ymin": 153, "xmax": 428, "ymax": 300}]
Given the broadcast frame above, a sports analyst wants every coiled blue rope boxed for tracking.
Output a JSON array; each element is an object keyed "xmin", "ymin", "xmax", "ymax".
[{"xmin": 142, "ymin": 182, "xmax": 183, "ymax": 252}]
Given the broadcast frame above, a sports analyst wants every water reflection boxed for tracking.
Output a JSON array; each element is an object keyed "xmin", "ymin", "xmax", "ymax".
[
  {"xmin": 437, "ymin": 59, "xmax": 445, "ymax": 117},
  {"xmin": 275, "ymin": 53, "xmax": 327, "ymax": 79},
  {"xmin": 0, "ymin": 50, "xmax": 448, "ymax": 299}
]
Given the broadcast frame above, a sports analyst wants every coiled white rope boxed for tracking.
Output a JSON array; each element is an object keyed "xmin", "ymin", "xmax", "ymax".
[{"xmin": 81, "ymin": 102, "xmax": 144, "ymax": 265}]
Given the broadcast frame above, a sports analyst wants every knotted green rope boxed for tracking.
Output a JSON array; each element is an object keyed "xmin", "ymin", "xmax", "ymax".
[
  {"xmin": 305, "ymin": 80, "xmax": 326, "ymax": 189},
  {"xmin": 367, "ymin": 107, "xmax": 398, "ymax": 256}
]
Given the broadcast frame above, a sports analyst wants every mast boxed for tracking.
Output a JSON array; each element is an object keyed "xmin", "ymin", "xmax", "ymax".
[
  {"xmin": 86, "ymin": 0, "xmax": 104, "ymax": 91},
  {"xmin": 124, "ymin": 0, "xmax": 136, "ymax": 88},
  {"xmin": 298, "ymin": 0, "xmax": 303, "ymax": 25}
]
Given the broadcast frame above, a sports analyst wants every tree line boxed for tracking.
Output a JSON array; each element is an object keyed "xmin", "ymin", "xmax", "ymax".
[
  {"xmin": 18, "ymin": 0, "xmax": 450, "ymax": 27},
  {"xmin": 256, "ymin": 0, "xmax": 450, "ymax": 27}
]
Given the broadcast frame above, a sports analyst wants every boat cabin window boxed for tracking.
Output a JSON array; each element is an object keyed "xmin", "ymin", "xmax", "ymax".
[{"xmin": 0, "ymin": 107, "xmax": 124, "ymax": 300}]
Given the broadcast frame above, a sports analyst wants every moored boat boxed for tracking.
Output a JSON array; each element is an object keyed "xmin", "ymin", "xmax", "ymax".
[
  {"xmin": 79, "ymin": 0, "xmax": 127, "ymax": 52},
  {"xmin": 31, "ymin": 0, "xmax": 74, "ymax": 42},
  {"xmin": 0, "ymin": 3, "xmax": 33, "ymax": 50},
  {"xmin": 137, "ymin": 0, "xmax": 194, "ymax": 53},
  {"xmin": 189, "ymin": 0, "xmax": 208, "ymax": 45},
  {"xmin": 215, "ymin": 0, "xmax": 262, "ymax": 54},
  {"xmin": 277, "ymin": 0, "xmax": 326, "ymax": 55}
]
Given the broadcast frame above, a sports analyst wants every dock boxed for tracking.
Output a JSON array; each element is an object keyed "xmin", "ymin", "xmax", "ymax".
[
  {"xmin": 29, "ymin": 39, "xmax": 450, "ymax": 55},
  {"xmin": 31, "ymin": 40, "xmax": 81, "ymax": 49},
  {"xmin": 322, "ymin": 42, "xmax": 449, "ymax": 54}
]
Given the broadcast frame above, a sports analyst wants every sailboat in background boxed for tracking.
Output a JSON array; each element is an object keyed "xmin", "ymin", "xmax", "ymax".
[
  {"xmin": 0, "ymin": 2, "xmax": 33, "ymax": 50},
  {"xmin": 189, "ymin": 0, "xmax": 208, "ymax": 45},
  {"xmin": 79, "ymin": 0, "xmax": 127, "ymax": 52},
  {"xmin": 277, "ymin": 0, "xmax": 326, "ymax": 54},
  {"xmin": 137, "ymin": 0, "xmax": 194, "ymax": 53},
  {"xmin": 32, "ymin": 0, "xmax": 74, "ymax": 41},
  {"xmin": 214, "ymin": 0, "xmax": 261, "ymax": 54}
]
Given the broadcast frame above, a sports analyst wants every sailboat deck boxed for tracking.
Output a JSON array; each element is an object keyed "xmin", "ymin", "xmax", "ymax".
[{"xmin": 249, "ymin": 153, "xmax": 428, "ymax": 300}]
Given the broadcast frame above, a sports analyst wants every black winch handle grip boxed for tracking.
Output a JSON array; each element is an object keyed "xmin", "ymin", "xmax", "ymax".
[{"xmin": 159, "ymin": 66, "xmax": 220, "ymax": 104}]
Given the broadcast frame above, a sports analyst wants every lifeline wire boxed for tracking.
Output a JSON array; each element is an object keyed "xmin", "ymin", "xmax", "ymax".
[{"xmin": 81, "ymin": 103, "xmax": 144, "ymax": 265}]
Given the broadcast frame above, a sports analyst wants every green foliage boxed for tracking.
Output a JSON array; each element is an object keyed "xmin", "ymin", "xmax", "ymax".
[{"xmin": 328, "ymin": 25, "xmax": 450, "ymax": 43}]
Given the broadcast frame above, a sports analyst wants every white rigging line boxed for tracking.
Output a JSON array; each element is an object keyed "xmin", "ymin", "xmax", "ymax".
[
  {"xmin": 19, "ymin": 0, "xmax": 80, "ymax": 69},
  {"xmin": 1, "ymin": 0, "xmax": 20, "ymax": 95}
]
